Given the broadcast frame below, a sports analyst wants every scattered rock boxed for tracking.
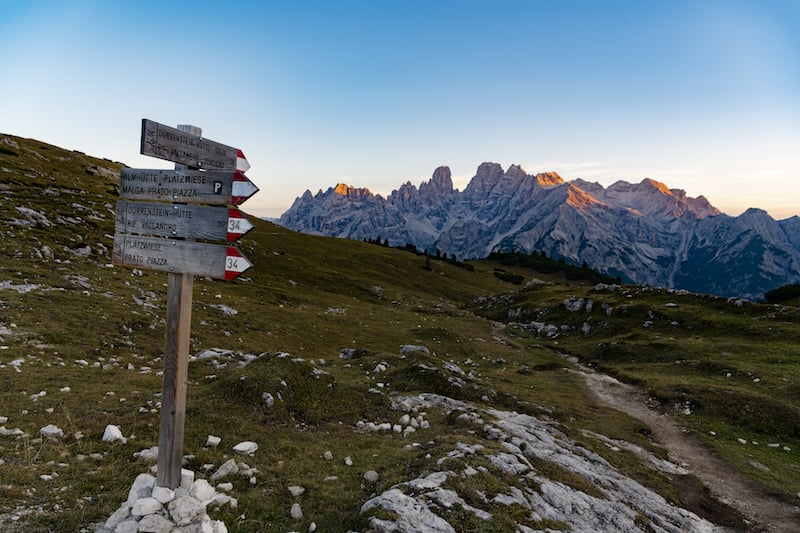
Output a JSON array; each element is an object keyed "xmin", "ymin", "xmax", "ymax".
[
  {"xmin": 232, "ymin": 441, "xmax": 258, "ymax": 456},
  {"xmin": 400, "ymin": 344, "xmax": 430, "ymax": 355},
  {"xmin": 211, "ymin": 459, "xmax": 239, "ymax": 481},
  {"xmin": 169, "ymin": 495, "xmax": 206, "ymax": 526},
  {"xmin": 291, "ymin": 502, "xmax": 303, "ymax": 520},
  {"xmin": 152, "ymin": 486, "xmax": 175, "ymax": 504},
  {"xmin": 39, "ymin": 424, "xmax": 64, "ymax": 441},
  {"xmin": 131, "ymin": 497, "xmax": 163, "ymax": 517},
  {"xmin": 133, "ymin": 446, "xmax": 159, "ymax": 461},
  {"xmin": 102, "ymin": 424, "xmax": 126, "ymax": 443},
  {"xmin": 288, "ymin": 485, "xmax": 306, "ymax": 497}
]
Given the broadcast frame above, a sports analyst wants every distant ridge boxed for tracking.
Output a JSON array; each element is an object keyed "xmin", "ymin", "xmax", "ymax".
[{"xmin": 279, "ymin": 163, "xmax": 800, "ymax": 299}]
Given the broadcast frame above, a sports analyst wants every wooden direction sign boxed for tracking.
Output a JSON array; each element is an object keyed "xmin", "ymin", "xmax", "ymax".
[
  {"xmin": 119, "ymin": 168, "xmax": 259, "ymax": 206},
  {"xmin": 141, "ymin": 119, "xmax": 251, "ymax": 171},
  {"xmin": 115, "ymin": 201, "xmax": 254, "ymax": 242},
  {"xmin": 116, "ymin": 120, "xmax": 259, "ymax": 489},
  {"xmin": 113, "ymin": 234, "xmax": 252, "ymax": 280}
]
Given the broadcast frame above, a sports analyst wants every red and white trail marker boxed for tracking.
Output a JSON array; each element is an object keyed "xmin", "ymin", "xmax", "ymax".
[
  {"xmin": 140, "ymin": 119, "xmax": 249, "ymax": 171},
  {"xmin": 222, "ymin": 247, "xmax": 252, "ymax": 280},
  {"xmin": 119, "ymin": 168, "xmax": 259, "ymax": 206},
  {"xmin": 115, "ymin": 201, "xmax": 254, "ymax": 242},
  {"xmin": 226, "ymin": 208, "xmax": 254, "ymax": 241},
  {"xmin": 232, "ymin": 171, "xmax": 259, "ymax": 205},
  {"xmin": 236, "ymin": 149, "xmax": 250, "ymax": 172},
  {"xmin": 112, "ymin": 234, "xmax": 252, "ymax": 280}
]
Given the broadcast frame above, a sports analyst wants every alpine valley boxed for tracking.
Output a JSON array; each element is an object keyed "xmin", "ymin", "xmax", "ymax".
[{"xmin": 279, "ymin": 163, "xmax": 800, "ymax": 300}]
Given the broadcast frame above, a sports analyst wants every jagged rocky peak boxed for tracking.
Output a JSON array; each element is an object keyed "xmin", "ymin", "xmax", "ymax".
[
  {"xmin": 587, "ymin": 178, "xmax": 719, "ymax": 220},
  {"xmin": 430, "ymin": 166, "xmax": 453, "ymax": 189},
  {"xmin": 332, "ymin": 182, "xmax": 374, "ymax": 200},
  {"xmin": 505, "ymin": 164, "xmax": 527, "ymax": 179},
  {"xmin": 417, "ymin": 166, "xmax": 455, "ymax": 199},
  {"xmin": 472, "ymin": 163, "xmax": 564, "ymax": 189},
  {"xmin": 474, "ymin": 162, "xmax": 505, "ymax": 183},
  {"xmin": 535, "ymin": 171, "xmax": 564, "ymax": 188}
]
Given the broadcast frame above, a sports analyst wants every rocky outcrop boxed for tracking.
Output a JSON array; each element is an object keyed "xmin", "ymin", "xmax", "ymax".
[
  {"xmin": 361, "ymin": 394, "xmax": 717, "ymax": 533},
  {"xmin": 278, "ymin": 163, "xmax": 800, "ymax": 299}
]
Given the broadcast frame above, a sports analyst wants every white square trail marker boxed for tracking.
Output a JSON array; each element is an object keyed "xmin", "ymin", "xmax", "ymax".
[{"xmin": 112, "ymin": 120, "xmax": 259, "ymax": 488}]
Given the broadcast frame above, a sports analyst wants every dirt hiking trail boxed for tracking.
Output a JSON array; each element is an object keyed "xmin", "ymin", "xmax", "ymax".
[{"xmin": 573, "ymin": 360, "xmax": 800, "ymax": 532}]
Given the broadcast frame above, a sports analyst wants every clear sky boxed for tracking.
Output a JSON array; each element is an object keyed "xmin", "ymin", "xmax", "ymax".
[{"xmin": 1, "ymin": 0, "xmax": 799, "ymax": 219}]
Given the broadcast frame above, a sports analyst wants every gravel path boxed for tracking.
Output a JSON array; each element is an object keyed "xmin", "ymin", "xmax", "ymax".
[{"xmin": 574, "ymin": 362, "xmax": 800, "ymax": 533}]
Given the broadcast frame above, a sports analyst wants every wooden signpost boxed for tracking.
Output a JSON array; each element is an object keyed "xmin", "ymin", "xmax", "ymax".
[
  {"xmin": 141, "ymin": 119, "xmax": 251, "ymax": 172},
  {"xmin": 113, "ymin": 120, "xmax": 258, "ymax": 488},
  {"xmin": 119, "ymin": 168, "xmax": 259, "ymax": 206},
  {"xmin": 115, "ymin": 201, "xmax": 254, "ymax": 242}
]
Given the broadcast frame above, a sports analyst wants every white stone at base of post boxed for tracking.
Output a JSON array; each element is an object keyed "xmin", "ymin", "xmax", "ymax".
[{"xmin": 96, "ymin": 470, "xmax": 232, "ymax": 533}]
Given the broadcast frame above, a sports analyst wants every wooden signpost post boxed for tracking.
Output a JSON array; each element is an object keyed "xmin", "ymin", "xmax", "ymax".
[{"xmin": 113, "ymin": 120, "xmax": 258, "ymax": 488}]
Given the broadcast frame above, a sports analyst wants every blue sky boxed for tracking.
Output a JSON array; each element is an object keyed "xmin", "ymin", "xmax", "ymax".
[{"xmin": 1, "ymin": 0, "xmax": 799, "ymax": 219}]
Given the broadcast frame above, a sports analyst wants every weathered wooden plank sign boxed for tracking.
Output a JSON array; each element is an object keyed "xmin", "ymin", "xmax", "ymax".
[
  {"xmin": 119, "ymin": 168, "xmax": 259, "ymax": 206},
  {"xmin": 114, "ymin": 121, "xmax": 259, "ymax": 489},
  {"xmin": 115, "ymin": 201, "xmax": 254, "ymax": 242},
  {"xmin": 113, "ymin": 233, "xmax": 251, "ymax": 280},
  {"xmin": 141, "ymin": 119, "xmax": 250, "ymax": 171}
]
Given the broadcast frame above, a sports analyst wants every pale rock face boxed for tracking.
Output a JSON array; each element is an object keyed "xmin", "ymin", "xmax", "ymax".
[
  {"xmin": 279, "ymin": 163, "xmax": 800, "ymax": 298},
  {"xmin": 362, "ymin": 393, "xmax": 718, "ymax": 533}
]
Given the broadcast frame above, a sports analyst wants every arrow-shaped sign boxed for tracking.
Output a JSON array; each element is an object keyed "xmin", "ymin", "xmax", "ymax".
[
  {"xmin": 225, "ymin": 208, "xmax": 254, "ymax": 241},
  {"xmin": 112, "ymin": 234, "xmax": 252, "ymax": 280},
  {"xmin": 141, "ymin": 119, "xmax": 250, "ymax": 171},
  {"xmin": 120, "ymin": 168, "xmax": 259, "ymax": 206},
  {"xmin": 232, "ymin": 171, "xmax": 259, "ymax": 206},
  {"xmin": 115, "ymin": 201, "xmax": 254, "ymax": 242}
]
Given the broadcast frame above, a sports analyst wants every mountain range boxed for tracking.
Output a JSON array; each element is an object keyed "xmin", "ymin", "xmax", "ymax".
[{"xmin": 279, "ymin": 163, "xmax": 800, "ymax": 299}]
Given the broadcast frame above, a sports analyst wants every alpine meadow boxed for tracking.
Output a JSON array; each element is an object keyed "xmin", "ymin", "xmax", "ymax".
[{"xmin": 1, "ymin": 133, "xmax": 799, "ymax": 532}]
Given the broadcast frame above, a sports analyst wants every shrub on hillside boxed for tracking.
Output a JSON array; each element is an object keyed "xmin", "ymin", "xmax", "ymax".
[{"xmin": 764, "ymin": 284, "xmax": 800, "ymax": 303}]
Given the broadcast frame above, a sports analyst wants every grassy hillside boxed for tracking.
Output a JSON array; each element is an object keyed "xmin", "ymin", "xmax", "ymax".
[
  {"xmin": 472, "ymin": 259, "xmax": 800, "ymax": 498},
  {"xmin": 1, "ymin": 133, "xmax": 798, "ymax": 531}
]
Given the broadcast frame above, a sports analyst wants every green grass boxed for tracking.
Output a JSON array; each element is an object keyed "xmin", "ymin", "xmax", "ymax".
[
  {"xmin": 1, "ymin": 132, "xmax": 796, "ymax": 531},
  {"xmin": 470, "ymin": 277, "xmax": 800, "ymax": 497}
]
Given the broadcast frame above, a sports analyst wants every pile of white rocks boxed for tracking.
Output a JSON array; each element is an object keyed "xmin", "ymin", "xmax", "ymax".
[
  {"xmin": 356, "ymin": 407, "xmax": 429, "ymax": 438},
  {"xmin": 96, "ymin": 470, "xmax": 231, "ymax": 533}
]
